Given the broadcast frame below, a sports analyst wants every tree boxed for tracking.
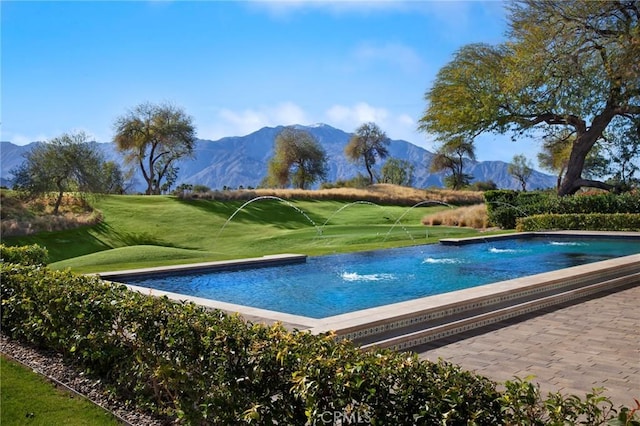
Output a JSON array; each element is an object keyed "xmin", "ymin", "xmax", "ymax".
[
  {"xmin": 418, "ymin": 1, "xmax": 640, "ymax": 196},
  {"xmin": 603, "ymin": 116, "xmax": 640, "ymax": 189},
  {"xmin": 429, "ymin": 136, "xmax": 475, "ymax": 190},
  {"xmin": 380, "ymin": 157, "xmax": 415, "ymax": 186},
  {"xmin": 265, "ymin": 127, "xmax": 328, "ymax": 189},
  {"xmin": 113, "ymin": 102, "xmax": 196, "ymax": 195},
  {"xmin": 11, "ymin": 131, "xmax": 113, "ymax": 214},
  {"xmin": 344, "ymin": 122, "xmax": 390, "ymax": 185},
  {"xmin": 538, "ymin": 131, "xmax": 610, "ymax": 191},
  {"xmin": 102, "ymin": 161, "xmax": 125, "ymax": 194},
  {"xmin": 537, "ymin": 131, "xmax": 574, "ymax": 190},
  {"xmin": 508, "ymin": 154, "xmax": 533, "ymax": 191}
]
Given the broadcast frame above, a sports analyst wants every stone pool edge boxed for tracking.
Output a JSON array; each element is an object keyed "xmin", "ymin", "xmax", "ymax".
[{"xmin": 97, "ymin": 231, "xmax": 640, "ymax": 349}]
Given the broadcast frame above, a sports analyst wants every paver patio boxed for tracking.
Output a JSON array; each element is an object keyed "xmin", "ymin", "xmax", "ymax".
[{"xmin": 415, "ymin": 284, "xmax": 640, "ymax": 408}]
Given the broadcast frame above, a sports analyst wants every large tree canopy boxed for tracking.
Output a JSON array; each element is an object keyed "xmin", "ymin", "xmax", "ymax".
[
  {"xmin": 113, "ymin": 102, "xmax": 196, "ymax": 195},
  {"xmin": 419, "ymin": 0, "xmax": 639, "ymax": 195},
  {"xmin": 265, "ymin": 127, "xmax": 328, "ymax": 189}
]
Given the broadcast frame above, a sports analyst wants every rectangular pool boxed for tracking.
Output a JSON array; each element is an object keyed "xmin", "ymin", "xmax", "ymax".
[{"xmin": 115, "ymin": 234, "xmax": 639, "ymax": 319}]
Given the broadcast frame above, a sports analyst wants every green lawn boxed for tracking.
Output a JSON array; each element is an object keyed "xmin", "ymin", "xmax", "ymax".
[
  {"xmin": 0, "ymin": 355, "xmax": 121, "ymax": 425},
  {"xmin": 3, "ymin": 195, "xmax": 492, "ymax": 273}
]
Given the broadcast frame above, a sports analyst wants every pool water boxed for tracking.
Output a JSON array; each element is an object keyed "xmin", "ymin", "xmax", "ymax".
[{"xmin": 124, "ymin": 237, "xmax": 639, "ymax": 318}]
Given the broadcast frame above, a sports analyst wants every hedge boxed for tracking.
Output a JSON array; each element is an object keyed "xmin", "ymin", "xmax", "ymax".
[
  {"xmin": 516, "ymin": 213, "xmax": 640, "ymax": 232},
  {"xmin": 1, "ymin": 259, "xmax": 636, "ymax": 425},
  {"xmin": 485, "ymin": 191, "xmax": 640, "ymax": 229},
  {"xmin": 0, "ymin": 243, "xmax": 48, "ymax": 265}
]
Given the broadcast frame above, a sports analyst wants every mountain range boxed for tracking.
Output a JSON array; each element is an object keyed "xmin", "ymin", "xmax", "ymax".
[{"xmin": 0, "ymin": 123, "xmax": 556, "ymax": 191}]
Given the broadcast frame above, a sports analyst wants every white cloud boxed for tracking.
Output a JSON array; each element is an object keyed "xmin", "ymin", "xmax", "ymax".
[
  {"xmin": 197, "ymin": 101, "xmax": 426, "ymax": 146},
  {"xmin": 324, "ymin": 102, "xmax": 426, "ymax": 144},
  {"xmin": 272, "ymin": 102, "xmax": 309, "ymax": 125},
  {"xmin": 325, "ymin": 102, "xmax": 388, "ymax": 130},
  {"xmin": 199, "ymin": 102, "xmax": 310, "ymax": 140}
]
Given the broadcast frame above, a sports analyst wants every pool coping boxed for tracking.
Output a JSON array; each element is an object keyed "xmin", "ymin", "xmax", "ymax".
[{"xmin": 98, "ymin": 231, "xmax": 640, "ymax": 344}]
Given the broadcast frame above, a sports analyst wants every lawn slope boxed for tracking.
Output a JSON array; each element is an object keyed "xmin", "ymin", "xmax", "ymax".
[{"xmin": 4, "ymin": 194, "xmax": 487, "ymax": 273}]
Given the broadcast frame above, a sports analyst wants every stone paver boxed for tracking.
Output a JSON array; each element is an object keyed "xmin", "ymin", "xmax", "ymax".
[{"xmin": 416, "ymin": 285, "xmax": 640, "ymax": 408}]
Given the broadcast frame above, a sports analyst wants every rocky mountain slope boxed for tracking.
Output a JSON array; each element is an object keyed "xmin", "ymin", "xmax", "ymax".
[{"xmin": 0, "ymin": 124, "xmax": 556, "ymax": 191}]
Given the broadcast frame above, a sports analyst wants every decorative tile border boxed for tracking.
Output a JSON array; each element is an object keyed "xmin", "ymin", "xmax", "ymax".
[
  {"xmin": 332, "ymin": 261, "xmax": 640, "ymax": 343},
  {"xmin": 376, "ymin": 272, "xmax": 640, "ymax": 351}
]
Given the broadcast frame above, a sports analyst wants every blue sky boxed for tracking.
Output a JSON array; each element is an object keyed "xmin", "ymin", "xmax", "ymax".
[{"xmin": 2, "ymin": 0, "xmax": 538, "ymax": 163}]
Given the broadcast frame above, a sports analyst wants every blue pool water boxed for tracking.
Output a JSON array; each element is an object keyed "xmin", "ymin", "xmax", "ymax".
[{"xmin": 124, "ymin": 237, "xmax": 639, "ymax": 318}]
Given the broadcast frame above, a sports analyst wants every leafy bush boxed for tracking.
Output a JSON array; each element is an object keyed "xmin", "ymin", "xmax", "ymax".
[
  {"xmin": 192, "ymin": 184, "xmax": 211, "ymax": 193},
  {"xmin": 2, "ymin": 255, "xmax": 637, "ymax": 424},
  {"xmin": 516, "ymin": 213, "xmax": 640, "ymax": 232},
  {"xmin": 321, "ymin": 174, "xmax": 371, "ymax": 189},
  {"xmin": 484, "ymin": 190, "xmax": 545, "ymax": 229},
  {"xmin": 0, "ymin": 243, "xmax": 48, "ymax": 265},
  {"xmin": 485, "ymin": 190, "xmax": 640, "ymax": 229},
  {"xmin": 499, "ymin": 377, "xmax": 624, "ymax": 426}
]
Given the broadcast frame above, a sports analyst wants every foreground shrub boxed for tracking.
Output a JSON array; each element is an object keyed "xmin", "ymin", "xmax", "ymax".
[
  {"xmin": 516, "ymin": 213, "xmax": 640, "ymax": 232},
  {"xmin": 2, "ymin": 258, "xmax": 636, "ymax": 425},
  {"xmin": 0, "ymin": 243, "xmax": 48, "ymax": 265}
]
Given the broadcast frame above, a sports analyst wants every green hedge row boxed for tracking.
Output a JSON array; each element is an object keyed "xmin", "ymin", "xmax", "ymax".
[
  {"xmin": 485, "ymin": 191, "xmax": 640, "ymax": 229},
  {"xmin": 0, "ymin": 243, "xmax": 48, "ymax": 265},
  {"xmin": 1, "ymin": 260, "xmax": 636, "ymax": 425},
  {"xmin": 516, "ymin": 214, "xmax": 640, "ymax": 232}
]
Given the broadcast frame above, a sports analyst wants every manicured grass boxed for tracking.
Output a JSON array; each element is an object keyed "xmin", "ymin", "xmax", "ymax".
[
  {"xmin": 3, "ymin": 195, "xmax": 495, "ymax": 273},
  {"xmin": 0, "ymin": 355, "xmax": 120, "ymax": 426}
]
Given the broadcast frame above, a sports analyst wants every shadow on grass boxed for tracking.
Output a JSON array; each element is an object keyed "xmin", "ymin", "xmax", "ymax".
[
  {"xmin": 91, "ymin": 222, "xmax": 180, "ymax": 248},
  {"xmin": 174, "ymin": 197, "xmax": 324, "ymax": 229},
  {"xmin": 2, "ymin": 225, "xmax": 113, "ymax": 264}
]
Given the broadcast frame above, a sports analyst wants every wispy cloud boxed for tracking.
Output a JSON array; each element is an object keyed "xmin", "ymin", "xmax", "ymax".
[
  {"xmin": 353, "ymin": 42, "xmax": 425, "ymax": 73},
  {"xmin": 198, "ymin": 101, "xmax": 423, "ymax": 145},
  {"xmin": 324, "ymin": 102, "xmax": 420, "ymax": 142},
  {"xmin": 249, "ymin": 0, "xmax": 419, "ymax": 18},
  {"xmin": 325, "ymin": 102, "xmax": 389, "ymax": 129},
  {"xmin": 201, "ymin": 102, "xmax": 310, "ymax": 140}
]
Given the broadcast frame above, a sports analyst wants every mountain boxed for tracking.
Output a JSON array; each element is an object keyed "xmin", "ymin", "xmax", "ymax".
[{"xmin": 0, "ymin": 124, "xmax": 556, "ymax": 191}]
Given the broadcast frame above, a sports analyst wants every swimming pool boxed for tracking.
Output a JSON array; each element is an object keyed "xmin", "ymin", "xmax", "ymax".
[{"xmin": 119, "ymin": 235, "xmax": 640, "ymax": 319}]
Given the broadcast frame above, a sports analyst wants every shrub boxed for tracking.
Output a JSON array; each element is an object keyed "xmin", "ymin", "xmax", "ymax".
[
  {"xmin": 2, "ymin": 257, "xmax": 636, "ymax": 424},
  {"xmin": 499, "ymin": 377, "xmax": 624, "ymax": 425},
  {"xmin": 192, "ymin": 184, "xmax": 211, "ymax": 193},
  {"xmin": 422, "ymin": 204, "xmax": 489, "ymax": 228},
  {"xmin": 485, "ymin": 190, "xmax": 640, "ymax": 229},
  {"xmin": 0, "ymin": 244, "xmax": 48, "ymax": 265},
  {"xmin": 516, "ymin": 213, "xmax": 640, "ymax": 232}
]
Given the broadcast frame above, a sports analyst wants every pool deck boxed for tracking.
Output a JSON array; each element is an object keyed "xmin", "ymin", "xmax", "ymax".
[{"xmin": 415, "ymin": 283, "xmax": 640, "ymax": 408}]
